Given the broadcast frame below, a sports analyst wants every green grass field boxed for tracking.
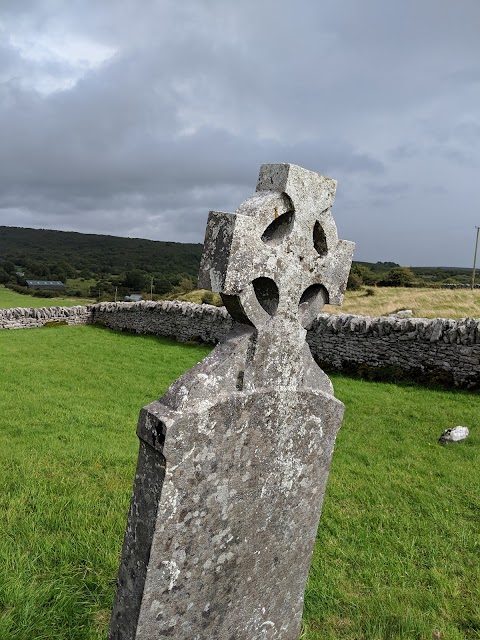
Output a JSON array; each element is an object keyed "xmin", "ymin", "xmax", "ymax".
[
  {"xmin": 0, "ymin": 285, "xmax": 94, "ymax": 309},
  {"xmin": 0, "ymin": 326, "xmax": 478, "ymax": 639},
  {"xmin": 65, "ymin": 278, "xmax": 98, "ymax": 296}
]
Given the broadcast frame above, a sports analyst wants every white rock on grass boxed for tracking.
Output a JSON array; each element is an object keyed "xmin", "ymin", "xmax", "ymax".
[{"xmin": 438, "ymin": 426, "xmax": 469, "ymax": 444}]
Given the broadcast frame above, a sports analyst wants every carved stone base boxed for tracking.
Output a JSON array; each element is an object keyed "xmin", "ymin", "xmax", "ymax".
[{"xmin": 109, "ymin": 389, "xmax": 343, "ymax": 640}]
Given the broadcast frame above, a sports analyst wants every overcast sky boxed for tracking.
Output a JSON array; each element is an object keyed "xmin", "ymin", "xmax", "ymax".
[{"xmin": 1, "ymin": 1, "xmax": 480, "ymax": 266}]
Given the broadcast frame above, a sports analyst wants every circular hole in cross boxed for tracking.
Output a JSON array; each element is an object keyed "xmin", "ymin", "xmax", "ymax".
[
  {"xmin": 261, "ymin": 210, "xmax": 295, "ymax": 246},
  {"xmin": 299, "ymin": 284, "xmax": 328, "ymax": 328},
  {"xmin": 252, "ymin": 277, "xmax": 279, "ymax": 316}
]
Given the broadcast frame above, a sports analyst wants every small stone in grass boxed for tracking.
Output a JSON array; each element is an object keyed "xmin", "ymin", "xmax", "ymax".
[{"xmin": 438, "ymin": 426, "xmax": 469, "ymax": 444}]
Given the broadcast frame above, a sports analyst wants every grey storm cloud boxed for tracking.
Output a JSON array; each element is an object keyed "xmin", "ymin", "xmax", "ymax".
[{"xmin": 1, "ymin": 0, "xmax": 480, "ymax": 265}]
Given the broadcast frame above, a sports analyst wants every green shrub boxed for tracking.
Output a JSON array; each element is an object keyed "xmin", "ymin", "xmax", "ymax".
[
  {"xmin": 201, "ymin": 291, "xmax": 215, "ymax": 305},
  {"xmin": 378, "ymin": 266, "xmax": 416, "ymax": 287},
  {"xmin": 351, "ymin": 264, "xmax": 378, "ymax": 285},
  {"xmin": 347, "ymin": 271, "xmax": 363, "ymax": 291}
]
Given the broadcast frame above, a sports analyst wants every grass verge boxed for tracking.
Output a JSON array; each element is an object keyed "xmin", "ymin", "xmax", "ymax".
[
  {"xmin": 324, "ymin": 287, "xmax": 480, "ymax": 320},
  {"xmin": 0, "ymin": 326, "xmax": 478, "ymax": 639}
]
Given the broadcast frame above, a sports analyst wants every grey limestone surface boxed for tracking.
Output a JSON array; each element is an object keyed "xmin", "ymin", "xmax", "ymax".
[{"xmin": 108, "ymin": 164, "xmax": 354, "ymax": 639}]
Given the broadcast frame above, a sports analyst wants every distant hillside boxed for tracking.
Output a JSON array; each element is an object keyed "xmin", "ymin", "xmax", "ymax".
[
  {"xmin": 0, "ymin": 226, "xmax": 474, "ymax": 297},
  {"xmin": 409, "ymin": 265, "xmax": 473, "ymax": 283},
  {"xmin": 0, "ymin": 226, "xmax": 203, "ymax": 281},
  {"xmin": 355, "ymin": 261, "xmax": 472, "ymax": 284}
]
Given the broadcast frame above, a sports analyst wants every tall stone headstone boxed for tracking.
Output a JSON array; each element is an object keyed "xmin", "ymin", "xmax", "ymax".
[{"xmin": 108, "ymin": 163, "xmax": 354, "ymax": 639}]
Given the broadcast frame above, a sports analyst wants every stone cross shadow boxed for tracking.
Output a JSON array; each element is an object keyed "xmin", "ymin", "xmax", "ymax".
[{"xmin": 108, "ymin": 163, "xmax": 354, "ymax": 639}]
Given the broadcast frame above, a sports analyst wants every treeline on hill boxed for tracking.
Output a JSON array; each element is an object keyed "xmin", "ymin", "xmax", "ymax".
[
  {"xmin": 0, "ymin": 226, "xmax": 203, "ymax": 301},
  {"xmin": 0, "ymin": 226, "xmax": 474, "ymax": 302},
  {"xmin": 347, "ymin": 262, "xmax": 473, "ymax": 290}
]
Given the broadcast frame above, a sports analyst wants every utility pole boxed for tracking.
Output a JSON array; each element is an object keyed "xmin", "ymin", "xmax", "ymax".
[
  {"xmin": 472, "ymin": 226, "xmax": 480, "ymax": 290},
  {"xmin": 150, "ymin": 276, "xmax": 154, "ymax": 300},
  {"xmin": 115, "ymin": 286, "xmax": 118, "ymax": 302}
]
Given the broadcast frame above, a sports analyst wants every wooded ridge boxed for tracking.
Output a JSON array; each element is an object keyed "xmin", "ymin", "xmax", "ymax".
[{"xmin": 0, "ymin": 226, "xmax": 474, "ymax": 300}]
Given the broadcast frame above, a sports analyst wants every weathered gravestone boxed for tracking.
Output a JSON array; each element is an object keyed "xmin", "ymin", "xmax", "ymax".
[{"xmin": 108, "ymin": 163, "xmax": 354, "ymax": 639}]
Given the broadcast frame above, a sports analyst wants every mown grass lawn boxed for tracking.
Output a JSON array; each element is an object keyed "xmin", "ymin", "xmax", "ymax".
[
  {"xmin": 0, "ymin": 325, "xmax": 478, "ymax": 639},
  {"xmin": 0, "ymin": 285, "xmax": 94, "ymax": 309},
  {"xmin": 303, "ymin": 377, "xmax": 480, "ymax": 640}
]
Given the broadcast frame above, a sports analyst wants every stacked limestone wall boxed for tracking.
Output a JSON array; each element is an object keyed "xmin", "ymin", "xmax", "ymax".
[
  {"xmin": 0, "ymin": 305, "xmax": 91, "ymax": 329},
  {"xmin": 307, "ymin": 314, "xmax": 480, "ymax": 389},
  {"xmin": 91, "ymin": 301, "xmax": 233, "ymax": 344},
  {"xmin": 2, "ymin": 300, "xmax": 479, "ymax": 388},
  {"xmin": 91, "ymin": 302, "xmax": 480, "ymax": 388}
]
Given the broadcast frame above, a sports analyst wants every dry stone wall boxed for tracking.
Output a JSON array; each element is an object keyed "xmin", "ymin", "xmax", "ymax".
[
  {"xmin": 2, "ymin": 300, "xmax": 480, "ymax": 388},
  {"xmin": 308, "ymin": 314, "xmax": 480, "ymax": 389},
  {"xmin": 91, "ymin": 302, "xmax": 480, "ymax": 388},
  {"xmin": 0, "ymin": 305, "xmax": 91, "ymax": 329},
  {"xmin": 91, "ymin": 300, "xmax": 233, "ymax": 343}
]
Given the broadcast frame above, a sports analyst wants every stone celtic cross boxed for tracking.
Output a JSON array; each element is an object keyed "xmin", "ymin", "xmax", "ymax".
[{"xmin": 109, "ymin": 163, "xmax": 354, "ymax": 639}]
